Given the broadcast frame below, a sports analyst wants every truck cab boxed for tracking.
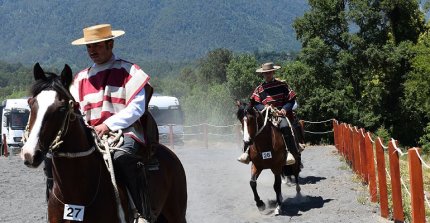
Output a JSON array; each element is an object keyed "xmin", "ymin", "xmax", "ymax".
[
  {"xmin": 1, "ymin": 99, "xmax": 30, "ymax": 154},
  {"xmin": 148, "ymin": 95, "xmax": 184, "ymax": 144}
]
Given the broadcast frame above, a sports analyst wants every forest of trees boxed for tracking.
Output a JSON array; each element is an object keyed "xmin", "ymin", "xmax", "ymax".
[{"xmin": 1, "ymin": 0, "xmax": 430, "ymax": 152}]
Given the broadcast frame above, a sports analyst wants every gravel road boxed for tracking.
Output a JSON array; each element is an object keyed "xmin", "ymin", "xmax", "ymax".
[{"xmin": 0, "ymin": 142, "xmax": 390, "ymax": 222}]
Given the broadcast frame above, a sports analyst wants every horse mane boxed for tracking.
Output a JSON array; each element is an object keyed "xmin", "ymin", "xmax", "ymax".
[
  {"xmin": 30, "ymin": 71, "xmax": 94, "ymax": 145},
  {"xmin": 30, "ymin": 72, "xmax": 73, "ymax": 100}
]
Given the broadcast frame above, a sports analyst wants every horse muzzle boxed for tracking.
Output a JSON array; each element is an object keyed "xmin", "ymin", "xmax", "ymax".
[{"xmin": 22, "ymin": 148, "xmax": 44, "ymax": 168}]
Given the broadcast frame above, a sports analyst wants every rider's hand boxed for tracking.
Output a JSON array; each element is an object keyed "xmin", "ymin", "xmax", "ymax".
[
  {"xmin": 278, "ymin": 109, "xmax": 287, "ymax": 116},
  {"xmin": 94, "ymin": 123, "xmax": 110, "ymax": 137}
]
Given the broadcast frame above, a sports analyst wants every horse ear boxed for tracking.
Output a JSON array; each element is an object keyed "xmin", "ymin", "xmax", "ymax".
[
  {"xmin": 33, "ymin": 63, "xmax": 47, "ymax": 81},
  {"xmin": 235, "ymin": 100, "xmax": 242, "ymax": 107},
  {"xmin": 60, "ymin": 64, "xmax": 73, "ymax": 88}
]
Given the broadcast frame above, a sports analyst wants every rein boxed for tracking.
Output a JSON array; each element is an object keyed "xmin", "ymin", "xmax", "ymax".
[{"xmin": 254, "ymin": 106, "xmax": 274, "ymax": 136}]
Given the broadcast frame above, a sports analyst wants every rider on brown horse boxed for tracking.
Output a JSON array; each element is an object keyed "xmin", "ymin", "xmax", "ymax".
[
  {"xmin": 44, "ymin": 24, "xmax": 154, "ymax": 223},
  {"xmin": 237, "ymin": 62, "xmax": 304, "ymax": 165}
]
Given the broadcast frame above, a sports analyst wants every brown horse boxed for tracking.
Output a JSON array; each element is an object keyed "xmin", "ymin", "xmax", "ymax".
[
  {"xmin": 236, "ymin": 101, "xmax": 301, "ymax": 215},
  {"xmin": 21, "ymin": 63, "xmax": 187, "ymax": 223}
]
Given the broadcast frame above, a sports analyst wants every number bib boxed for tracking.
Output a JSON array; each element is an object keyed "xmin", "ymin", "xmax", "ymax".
[
  {"xmin": 261, "ymin": 151, "xmax": 272, "ymax": 159},
  {"xmin": 63, "ymin": 204, "xmax": 85, "ymax": 221}
]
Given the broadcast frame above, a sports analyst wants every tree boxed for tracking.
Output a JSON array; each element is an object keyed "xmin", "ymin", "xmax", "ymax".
[
  {"xmin": 292, "ymin": 0, "xmax": 427, "ymax": 145},
  {"xmin": 226, "ymin": 53, "xmax": 259, "ymax": 101}
]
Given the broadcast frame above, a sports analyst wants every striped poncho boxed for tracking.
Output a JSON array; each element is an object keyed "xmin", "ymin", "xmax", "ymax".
[{"xmin": 70, "ymin": 56, "xmax": 150, "ymax": 143}]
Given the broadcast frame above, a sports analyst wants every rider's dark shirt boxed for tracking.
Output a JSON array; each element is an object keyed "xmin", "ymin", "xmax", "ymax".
[{"xmin": 250, "ymin": 78, "xmax": 296, "ymax": 111}]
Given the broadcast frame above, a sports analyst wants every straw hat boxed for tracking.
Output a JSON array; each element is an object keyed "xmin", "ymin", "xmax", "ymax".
[
  {"xmin": 71, "ymin": 24, "xmax": 125, "ymax": 45},
  {"xmin": 256, "ymin": 62, "xmax": 281, "ymax": 73}
]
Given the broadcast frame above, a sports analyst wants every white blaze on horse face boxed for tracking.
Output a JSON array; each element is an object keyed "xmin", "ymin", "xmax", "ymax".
[
  {"xmin": 243, "ymin": 117, "xmax": 251, "ymax": 143},
  {"xmin": 21, "ymin": 91, "xmax": 57, "ymax": 158}
]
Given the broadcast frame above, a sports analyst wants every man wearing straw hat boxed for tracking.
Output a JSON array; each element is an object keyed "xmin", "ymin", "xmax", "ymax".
[
  {"xmin": 237, "ymin": 62, "xmax": 302, "ymax": 166},
  {"xmin": 69, "ymin": 23, "xmax": 151, "ymax": 222}
]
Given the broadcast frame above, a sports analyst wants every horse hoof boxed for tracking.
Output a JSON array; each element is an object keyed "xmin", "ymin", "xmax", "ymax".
[
  {"xmin": 274, "ymin": 206, "xmax": 282, "ymax": 216},
  {"xmin": 257, "ymin": 201, "xmax": 266, "ymax": 211}
]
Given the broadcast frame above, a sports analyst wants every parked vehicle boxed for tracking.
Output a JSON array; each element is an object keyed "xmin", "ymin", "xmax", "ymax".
[
  {"xmin": 148, "ymin": 95, "xmax": 184, "ymax": 144},
  {"xmin": 0, "ymin": 98, "xmax": 30, "ymax": 154}
]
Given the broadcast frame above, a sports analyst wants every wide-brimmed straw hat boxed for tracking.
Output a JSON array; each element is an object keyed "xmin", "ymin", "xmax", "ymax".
[
  {"xmin": 256, "ymin": 62, "xmax": 281, "ymax": 73},
  {"xmin": 71, "ymin": 24, "xmax": 125, "ymax": 45}
]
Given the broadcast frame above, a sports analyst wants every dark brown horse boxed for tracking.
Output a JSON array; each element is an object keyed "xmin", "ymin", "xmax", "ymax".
[
  {"xmin": 21, "ymin": 63, "xmax": 187, "ymax": 223},
  {"xmin": 236, "ymin": 101, "xmax": 301, "ymax": 215}
]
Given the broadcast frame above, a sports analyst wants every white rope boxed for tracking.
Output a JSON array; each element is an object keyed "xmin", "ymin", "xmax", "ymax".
[
  {"xmin": 207, "ymin": 133, "xmax": 236, "ymax": 136},
  {"xmin": 304, "ymin": 130, "xmax": 333, "ymax": 134},
  {"xmin": 93, "ymin": 131, "xmax": 127, "ymax": 223},
  {"xmin": 303, "ymin": 119, "xmax": 333, "ymax": 124},
  {"xmin": 206, "ymin": 123, "xmax": 240, "ymax": 128},
  {"xmin": 411, "ymin": 148, "xmax": 430, "ymax": 169}
]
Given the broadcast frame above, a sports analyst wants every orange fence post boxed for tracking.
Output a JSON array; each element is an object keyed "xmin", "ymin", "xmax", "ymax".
[
  {"xmin": 347, "ymin": 125, "xmax": 353, "ymax": 164},
  {"xmin": 375, "ymin": 137, "xmax": 389, "ymax": 218},
  {"xmin": 2, "ymin": 134, "xmax": 8, "ymax": 157},
  {"xmin": 341, "ymin": 124, "xmax": 346, "ymax": 156},
  {"xmin": 168, "ymin": 124, "xmax": 174, "ymax": 150},
  {"xmin": 204, "ymin": 123, "xmax": 208, "ymax": 149},
  {"xmin": 365, "ymin": 132, "xmax": 377, "ymax": 203},
  {"xmin": 353, "ymin": 127, "xmax": 360, "ymax": 173},
  {"xmin": 388, "ymin": 139, "xmax": 404, "ymax": 222},
  {"xmin": 408, "ymin": 148, "xmax": 425, "ymax": 223},
  {"xmin": 359, "ymin": 129, "xmax": 367, "ymax": 182},
  {"xmin": 332, "ymin": 120, "xmax": 337, "ymax": 150}
]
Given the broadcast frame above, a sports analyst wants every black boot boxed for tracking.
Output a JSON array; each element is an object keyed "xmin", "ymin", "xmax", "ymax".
[
  {"xmin": 114, "ymin": 154, "xmax": 149, "ymax": 221},
  {"xmin": 43, "ymin": 157, "xmax": 53, "ymax": 202}
]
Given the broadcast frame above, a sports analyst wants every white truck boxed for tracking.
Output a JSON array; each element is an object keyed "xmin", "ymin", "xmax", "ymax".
[
  {"xmin": 0, "ymin": 98, "xmax": 30, "ymax": 154},
  {"xmin": 148, "ymin": 94, "xmax": 184, "ymax": 144}
]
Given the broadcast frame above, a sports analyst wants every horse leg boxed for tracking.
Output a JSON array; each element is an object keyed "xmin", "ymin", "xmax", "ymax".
[
  {"xmin": 295, "ymin": 172, "xmax": 301, "ymax": 195},
  {"xmin": 273, "ymin": 174, "xmax": 283, "ymax": 215},
  {"xmin": 250, "ymin": 167, "xmax": 265, "ymax": 211}
]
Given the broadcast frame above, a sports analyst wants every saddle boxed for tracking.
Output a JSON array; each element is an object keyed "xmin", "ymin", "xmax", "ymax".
[{"xmin": 136, "ymin": 84, "xmax": 160, "ymax": 166}]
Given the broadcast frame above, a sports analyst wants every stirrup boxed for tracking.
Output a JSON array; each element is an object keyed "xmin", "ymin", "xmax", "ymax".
[
  {"xmin": 237, "ymin": 152, "xmax": 250, "ymax": 164},
  {"xmin": 135, "ymin": 216, "xmax": 149, "ymax": 223},
  {"xmin": 286, "ymin": 152, "xmax": 295, "ymax": 165}
]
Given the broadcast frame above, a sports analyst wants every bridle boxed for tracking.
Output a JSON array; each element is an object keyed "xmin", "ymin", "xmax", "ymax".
[
  {"xmin": 23, "ymin": 94, "xmax": 94, "ymax": 158},
  {"xmin": 244, "ymin": 106, "xmax": 273, "ymax": 140}
]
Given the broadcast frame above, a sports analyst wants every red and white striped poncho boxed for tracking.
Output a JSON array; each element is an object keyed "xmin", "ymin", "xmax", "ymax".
[{"xmin": 70, "ymin": 56, "xmax": 150, "ymax": 143}]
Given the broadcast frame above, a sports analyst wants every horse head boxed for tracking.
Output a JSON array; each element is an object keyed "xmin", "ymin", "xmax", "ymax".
[
  {"xmin": 236, "ymin": 100, "xmax": 262, "ymax": 145},
  {"xmin": 21, "ymin": 63, "xmax": 76, "ymax": 167}
]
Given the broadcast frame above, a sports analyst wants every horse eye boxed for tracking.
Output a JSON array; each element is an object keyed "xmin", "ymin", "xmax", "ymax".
[{"xmin": 59, "ymin": 106, "xmax": 67, "ymax": 113}]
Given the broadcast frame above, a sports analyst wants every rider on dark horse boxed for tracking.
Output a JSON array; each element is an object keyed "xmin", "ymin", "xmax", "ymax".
[
  {"xmin": 237, "ymin": 62, "xmax": 305, "ymax": 165},
  {"xmin": 44, "ymin": 24, "xmax": 154, "ymax": 223}
]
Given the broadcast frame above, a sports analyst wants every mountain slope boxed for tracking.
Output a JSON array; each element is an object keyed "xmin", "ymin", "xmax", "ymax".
[{"xmin": 0, "ymin": 0, "xmax": 307, "ymax": 69}]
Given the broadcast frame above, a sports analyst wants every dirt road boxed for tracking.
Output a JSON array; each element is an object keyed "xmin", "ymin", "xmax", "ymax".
[{"xmin": 0, "ymin": 143, "xmax": 390, "ymax": 222}]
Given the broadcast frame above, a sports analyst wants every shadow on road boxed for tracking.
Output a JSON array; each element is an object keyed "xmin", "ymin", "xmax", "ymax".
[
  {"xmin": 282, "ymin": 175, "xmax": 326, "ymax": 185},
  {"xmin": 281, "ymin": 195, "xmax": 333, "ymax": 216},
  {"xmin": 299, "ymin": 176, "xmax": 326, "ymax": 184}
]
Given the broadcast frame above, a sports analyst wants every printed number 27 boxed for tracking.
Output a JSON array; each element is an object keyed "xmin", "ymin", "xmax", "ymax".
[
  {"xmin": 63, "ymin": 204, "xmax": 85, "ymax": 221},
  {"xmin": 67, "ymin": 207, "xmax": 82, "ymax": 218}
]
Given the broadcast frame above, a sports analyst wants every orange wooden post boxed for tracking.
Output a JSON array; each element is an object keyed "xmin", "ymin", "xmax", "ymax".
[
  {"xmin": 359, "ymin": 129, "xmax": 367, "ymax": 182},
  {"xmin": 340, "ymin": 123, "xmax": 346, "ymax": 156},
  {"xmin": 339, "ymin": 123, "xmax": 344, "ymax": 155},
  {"xmin": 2, "ymin": 134, "xmax": 8, "ymax": 157},
  {"xmin": 408, "ymin": 148, "xmax": 425, "ymax": 223},
  {"xmin": 375, "ymin": 137, "xmax": 389, "ymax": 218},
  {"xmin": 347, "ymin": 125, "xmax": 353, "ymax": 164},
  {"xmin": 332, "ymin": 120, "xmax": 337, "ymax": 150},
  {"xmin": 353, "ymin": 127, "xmax": 360, "ymax": 173},
  {"xmin": 365, "ymin": 132, "xmax": 377, "ymax": 203},
  {"xmin": 168, "ymin": 124, "xmax": 174, "ymax": 150},
  {"xmin": 299, "ymin": 119, "xmax": 305, "ymax": 143},
  {"xmin": 343, "ymin": 123, "xmax": 348, "ymax": 157},
  {"xmin": 388, "ymin": 139, "xmax": 404, "ymax": 222},
  {"xmin": 204, "ymin": 123, "xmax": 208, "ymax": 149}
]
